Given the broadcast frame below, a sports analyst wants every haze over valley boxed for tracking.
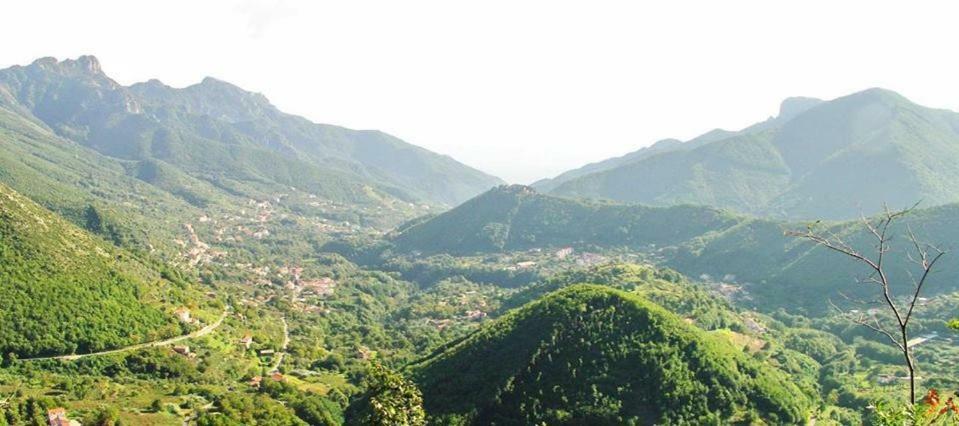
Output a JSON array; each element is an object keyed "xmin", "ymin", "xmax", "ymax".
[{"xmin": 2, "ymin": 2, "xmax": 959, "ymax": 425}]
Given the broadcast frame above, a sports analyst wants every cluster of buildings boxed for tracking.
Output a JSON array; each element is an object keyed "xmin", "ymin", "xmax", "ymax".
[
  {"xmin": 176, "ymin": 223, "xmax": 226, "ymax": 266},
  {"xmin": 172, "ymin": 344, "xmax": 197, "ymax": 359},
  {"xmin": 248, "ymin": 371, "xmax": 285, "ymax": 388},
  {"xmin": 282, "ymin": 266, "xmax": 337, "ymax": 298}
]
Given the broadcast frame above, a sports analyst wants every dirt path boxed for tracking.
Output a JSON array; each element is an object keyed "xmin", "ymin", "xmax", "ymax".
[
  {"xmin": 269, "ymin": 316, "xmax": 289, "ymax": 372},
  {"xmin": 22, "ymin": 307, "xmax": 231, "ymax": 362}
]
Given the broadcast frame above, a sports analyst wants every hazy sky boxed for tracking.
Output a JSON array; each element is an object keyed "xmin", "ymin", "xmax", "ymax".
[{"xmin": 3, "ymin": 1, "xmax": 959, "ymax": 183}]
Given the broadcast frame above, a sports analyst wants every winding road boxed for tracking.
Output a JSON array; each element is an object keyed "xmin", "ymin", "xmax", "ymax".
[{"xmin": 22, "ymin": 306, "xmax": 231, "ymax": 362}]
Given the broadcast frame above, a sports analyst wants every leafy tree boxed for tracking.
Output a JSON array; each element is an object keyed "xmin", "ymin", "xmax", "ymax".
[{"xmin": 346, "ymin": 363, "xmax": 426, "ymax": 426}]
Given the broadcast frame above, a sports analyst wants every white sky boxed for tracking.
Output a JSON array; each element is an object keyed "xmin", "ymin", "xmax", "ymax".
[{"xmin": 3, "ymin": 1, "xmax": 959, "ymax": 183}]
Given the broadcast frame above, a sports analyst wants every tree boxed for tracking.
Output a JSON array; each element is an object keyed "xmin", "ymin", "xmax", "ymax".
[
  {"xmin": 788, "ymin": 206, "xmax": 945, "ymax": 405},
  {"xmin": 346, "ymin": 363, "xmax": 426, "ymax": 425}
]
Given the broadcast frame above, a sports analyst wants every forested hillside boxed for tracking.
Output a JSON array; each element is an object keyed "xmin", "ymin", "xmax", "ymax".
[
  {"xmin": 0, "ymin": 100, "xmax": 215, "ymax": 255},
  {"xmin": 390, "ymin": 185, "xmax": 959, "ymax": 313},
  {"xmin": 412, "ymin": 284, "xmax": 815, "ymax": 424},
  {"xmin": 391, "ymin": 184, "xmax": 739, "ymax": 255},
  {"xmin": 0, "ymin": 183, "xmax": 194, "ymax": 358},
  {"xmin": 548, "ymin": 89, "xmax": 959, "ymax": 220},
  {"xmin": 667, "ymin": 203, "xmax": 959, "ymax": 312}
]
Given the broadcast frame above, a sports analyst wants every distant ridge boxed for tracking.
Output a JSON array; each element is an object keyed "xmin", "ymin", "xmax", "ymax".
[{"xmin": 543, "ymin": 88, "xmax": 959, "ymax": 220}]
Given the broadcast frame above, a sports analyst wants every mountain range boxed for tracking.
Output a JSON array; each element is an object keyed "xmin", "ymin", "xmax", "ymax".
[
  {"xmin": 1, "ymin": 54, "xmax": 955, "ymax": 424},
  {"xmin": 0, "ymin": 56, "xmax": 502, "ymax": 209},
  {"xmin": 537, "ymin": 89, "xmax": 959, "ymax": 220}
]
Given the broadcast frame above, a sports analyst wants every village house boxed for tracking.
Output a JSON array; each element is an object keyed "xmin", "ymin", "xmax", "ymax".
[
  {"xmin": 260, "ymin": 349, "xmax": 275, "ymax": 356},
  {"xmin": 554, "ymin": 247, "xmax": 574, "ymax": 259},
  {"xmin": 515, "ymin": 261, "xmax": 537, "ymax": 269},
  {"xmin": 291, "ymin": 267, "xmax": 304, "ymax": 281},
  {"xmin": 174, "ymin": 307, "xmax": 192, "ymax": 324},
  {"xmin": 172, "ymin": 345, "xmax": 191, "ymax": 356},
  {"xmin": 907, "ymin": 333, "xmax": 938, "ymax": 348},
  {"xmin": 249, "ymin": 376, "xmax": 263, "ymax": 388},
  {"xmin": 716, "ymin": 283, "xmax": 743, "ymax": 299},
  {"xmin": 356, "ymin": 346, "xmax": 374, "ymax": 360},
  {"xmin": 877, "ymin": 374, "xmax": 896, "ymax": 385},
  {"xmin": 47, "ymin": 408, "xmax": 81, "ymax": 426},
  {"xmin": 270, "ymin": 371, "xmax": 285, "ymax": 382},
  {"xmin": 743, "ymin": 317, "xmax": 767, "ymax": 334},
  {"xmin": 301, "ymin": 277, "xmax": 336, "ymax": 296},
  {"xmin": 576, "ymin": 253, "xmax": 607, "ymax": 266},
  {"xmin": 466, "ymin": 310, "xmax": 487, "ymax": 320},
  {"xmin": 240, "ymin": 334, "xmax": 254, "ymax": 349}
]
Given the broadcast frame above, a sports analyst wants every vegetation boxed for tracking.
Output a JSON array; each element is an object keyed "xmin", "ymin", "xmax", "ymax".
[
  {"xmin": 548, "ymin": 88, "xmax": 959, "ymax": 220},
  {"xmin": 0, "ymin": 183, "xmax": 193, "ymax": 358},
  {"xmin": 345, "ymin": 363, "xmax": 426, "ymax": 425},
  {"xmin": 412, "ymin": 285, "xmax": 815, "ymax": 424},
  {"xmin": 789, "ymin": 206, "xmax": 946, "ymax": 404},
  {"xmin": 0, "ymin": 56, "xmax": 501, "ymax": 208},
  {"xmin": 390, "ymin": 184, "xmax": 739, "ymax": 255},
  {"xmin": 1, "ymin": 55, "xmax": 958, "ymax": 425}
]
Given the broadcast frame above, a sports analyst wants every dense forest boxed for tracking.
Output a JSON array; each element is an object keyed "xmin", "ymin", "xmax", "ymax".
[
  {"xmin": 412, "ymin": 284, "xmax": 814, "ymax": 424},
  {"xmin": 0, "ymin": 184, "xmax": 193, "ymax": 358}
]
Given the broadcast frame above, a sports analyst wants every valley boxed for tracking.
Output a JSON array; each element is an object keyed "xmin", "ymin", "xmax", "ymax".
[{"xmin": 0, "ymin": 55, "xmax": 956, "ymax": 426}]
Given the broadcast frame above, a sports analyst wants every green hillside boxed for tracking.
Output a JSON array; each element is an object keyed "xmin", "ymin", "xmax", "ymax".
[
  {"xmin": 0, "ymin": 56, "xmax": 501, "ymax": 208},
  {"xmin": 532, "ymin": 97, "xmax": 825, "ymax": 193},
  {"xmin": 0, "ymin": 103, "xmax": 215, "ymax": 254},
  {"xmin": 549, "ymin": 89, "xmax": 959, "ymax": 220},
  {"xmin": 389, "ymin": 185, "xmax": 959, "ymax": 313},
  {"xmin": 668, "ymin": 203, "xmax": 959, "ymax": 313},
  {"xmin": 411, "ymin": 284, "xmax": 815, "ymax": 424},
  {"xmin": 0, "ymin": 183, "xmax": 192, "ymax": 358},
  {"xmin": 391, "ymin": 185, "xmax": 739, "ymax": 255}
]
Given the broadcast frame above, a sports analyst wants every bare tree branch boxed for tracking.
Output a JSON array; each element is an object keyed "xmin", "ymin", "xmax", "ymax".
[{"xmin": 787, "ymin": 204, "xmax": 944, "ymax": 406}]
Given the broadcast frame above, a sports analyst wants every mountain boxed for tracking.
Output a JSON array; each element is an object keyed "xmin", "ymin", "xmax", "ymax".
[
  {"xmin": 666, "ymin": 202, "xmax": 959, "ymax": 314},
  {"xmin": 0, "ymin": 183, "xmax": 195, "ymax": 358},
  {"xmin": 0, "ymin": 56, "xmax": 502, "ymax": 207},
  {"xmin": 532, "ymin": 96, "xmax": 823, "ymax": 193},
  {"xmin": 547, "ymin": 89, "xmax": 959, "ymax": 220},
  {"xmin": 390, "ymin": 185, "xmax": 959, "ymax": 314},
  {"xmin": 0, "ymin": 98, "xmax": 216, "ymax": 254},
  {"xmin": 411, "ymin": 284, "xmax": 814, "ymax": 424},
  {"xmin": 390, "ymin": 185, "xmax": 739, "ymax": 255}
]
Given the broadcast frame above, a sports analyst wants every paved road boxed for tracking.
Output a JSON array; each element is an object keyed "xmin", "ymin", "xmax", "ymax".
[{"xmin": 22, "ymin": 307, "xmax": 231, "ymax": 362}]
